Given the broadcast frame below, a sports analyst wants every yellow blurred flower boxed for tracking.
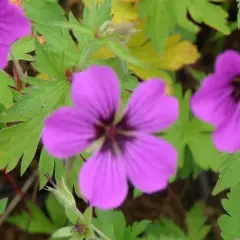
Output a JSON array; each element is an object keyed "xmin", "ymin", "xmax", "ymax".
[
  {"xmin": 129, "ymin": 33, "xmax": 200, "ymax": 73},
  {"xmin": 93, "ymin": 0, "xmax": 200, "ymax": 87},
  {"xmin": 37, "ymin": 73, "xmax": 49, "ymax": 81},
  {"xmin": 112, "ymin": 0, "xmax": 139, "ymax": 23}
]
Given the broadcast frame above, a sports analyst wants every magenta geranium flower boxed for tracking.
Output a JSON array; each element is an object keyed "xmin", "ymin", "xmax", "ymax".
[
  {"xmin": 191, "ymin": 50, "xmax": 240, "ymax": 153},
  {"xmin": 42, "ymin": 65, "xmax": 179, "ymax": 209},
  {"xmin": 0, "ymin": 0, "xmax": 31, "ymax": 68}
]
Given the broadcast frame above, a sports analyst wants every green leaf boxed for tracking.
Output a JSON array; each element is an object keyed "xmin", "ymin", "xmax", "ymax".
[
  {"xmin": 65, "ymin": 156, "xmax": 84, "ymax": 196},
  {"xmin": 39, "ymin": 149, "xmax": 55, "ymax": 189},
  {"xmin": 146, "ymin": 204, "xmax": 210, "ymax": 240},
  {"xmin": 70, "ymin": 235, "xmax": 84, "ymax": 240},
  {"xmin": 7, "ymin": 201, "xmax": 57, "ymax": 234},
  {"xmin": 139, "ymin": 0, "xmax": 176, "ymax": 53},
  {"xmin": 83, "ymin": 207, "xmax": 93, "ymax": 225},
  {"xmin": 0, "ymin": 2, "xmax": 71, "ymax": 174},
  {"xmin": 213, "ymin": 153, "xmax": 240, "ymax": 195},
  {"xmin": 131, "ymin": 220, "xmax": 150, "ymax": 237},
  {"xmin": 52, "ymin": 227, "xmax": 73, "ymax": 238},
  {"xmin": 11, "ymin": 88, "xmax": 21, "ymax": 102},
  {"xmin": 93, "ymin": 210, "xmax": 126, "ymax": 240},
  {"xmin": 0, "ymin": 73, "xmax": 67, "ymax": 176},
  {"xmin": 20, "ymin": 130, "xmax": 41, "ymax": 175},
  {"xmin": 0, "ymin": 117, "xmax": 43, "ymax": 171},
  {"xmin": 106, "ymin": 40, "xmax": 144, "ymax": 67},
  {"xmin": 51, "ymin": 178, "xmax": 77, "ymax": 207},
  {"xmin": 46, "ymin": 193, "xmax": 67, "ymax": 228},
  {"xmin": 187, "ymin": 0, "xmax": 230, "ymax": 35},
  {"xmin": 163, "ymin": 87, "xmax": 191, "ymax": 168},
  {"xmin": 35, "ymin": 24, "xmax": 79, "ymax": 65},
  {"xmin": 55, "ymin": 160, "xmax": 66, "ymax": 182},
  {"xmin": 55, "ymin": 16, "xmax": 93, "ymax": 37},
  {"xmin": 10, "ymin": 37, "xmax": 35, "ymax": 61},
  {"xmin": 178, "ymin": 146, "xmax": 201, "ymax": 179},
  {"xmin": 186, "ymin": 202, "xmax": 211, "ymax": 240},
  {"xmin": 0, "ymin": 71, "xmax": 15, "ymax": 87},
  {"xmin": 144, "ymin": 236, "xmax": 184, "ymax": 240},
  {"xmin": 219, "ymin": 183, "xmax": 240, "ymax": 240},
  {"xmin": 23, "ymin": 76, "xmax": 52, "ymax": 87},
  {"xmin": 174, "ymin": 26, "xmax": 196, "ymax": 42},
  {"xmin": 0, "ymin": 198, "xmax": 8, "ymax": 215},
  {"xmin": 174, "ymin": 0, "xmax": 230, "ymax": 35},
  {"xmin": 93, "ymin": 212, "xmax": 149, "ymax": 240},
  {"xmin": 139, "ymin": 0, "xmax": 230, "ymax": 52},
  {"xmin": 33, "ymin": 42, "xmax": 69, "ymax": 80},
  {"xmin": 0, "ymin": 80, "xmax": 67, "ymax": 122},
  {"xmin": 65, "ymin": 206, "xmax": 80, "ymax": 225},
  {"xmin": 146, "ymin": 218, "xmax": 186, "ymax": 238},
  {"xmin": 83, "ymin": 0, "xmax": 111, "ymax": 30},
  {"xmin": 121, "ymin": 75, "xmax": 139, "ymax": 91},
  {"xmin": 23, "ymin": 0, "xmax": 66, "ymax": 25},
  {"xmin": 0, "ymin": 71, "xmax": 15, "ymax": 108},
  {"xmin": 186, "ymin": 68, "xmax": 206, "ymax": 84},
  {"xmin": 133, "ymin": 188, "xmax": 142, "ymax": 198},
  {"xmin": 164, "ymin": 86, "xmax": 227, "ymax": 171},
  {"xmin": 187, "ymin": 125, "xmax": 226, "ymax": 170}
]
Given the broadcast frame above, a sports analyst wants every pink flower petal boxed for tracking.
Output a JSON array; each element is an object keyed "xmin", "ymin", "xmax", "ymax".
[
  {"xmin": 72, "ymin": 65, "xmax": 120, "ymax": 122},
  {"xmin": 0, "ymin": 45, "xmax": 10, "ymax": 69},
  {"xmin": 79, "ymin": 149, "xmax": 128, "ymax": 210},
  {"xmin": 124, "ymin": 134, "xmax": 177, "ymax": 193},
  {"xmin": 215, "ymin": 50, "xmax": 240, "ymax": 81},
  {"xmin": 0, "ymin": 0, "xmax": 31, "ymax": 68},
  {"xmin": 42, "ymin": 107, "xmax": 96, "ymax": 158},
  {"xmin": 123, "ymin": 79, "xmax": 179, "ymax": 133},
  {"xmin": 0, "ymin": 1, "xmax": 31, "ymax": 43},
  {"xmin": 191, "ymin": 75, "xmax": 236, "ymax": 126},
  {"xmin": 213, "ymin": 106, "xmax": 240, "ymax": 152}
]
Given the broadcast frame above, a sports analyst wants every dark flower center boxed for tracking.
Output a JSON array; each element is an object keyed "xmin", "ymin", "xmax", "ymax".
[
  {"xmin": 231, "ymin": 76, "xmax": 240, "ymax": 101},
  {"xmin": 104, "ymin": 125, "xmax": 117, "ymax": 140},
  {"xmin": 95, "ymin": 115, "xmax": 135, "ymax": 155}
]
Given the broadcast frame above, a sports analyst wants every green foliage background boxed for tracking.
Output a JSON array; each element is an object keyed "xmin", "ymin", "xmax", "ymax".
[{"xmin": 0, "ymin": 0, "xmax": 239, "ymax": 239}]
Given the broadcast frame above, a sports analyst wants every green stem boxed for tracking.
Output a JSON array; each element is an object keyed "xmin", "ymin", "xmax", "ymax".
[
  {"xmin": 91, "ymin": 224, "xmax": 111, "ymax": 240},
  {"xmin": 65, "ymin": 157, "xmax": 75, "ymax": 181},
  {"xmin": 70, "ymin": 205, "xmax": 110, "ymax": 240},
  {"xmin": 48, "ymin": 177, "xmax": 110, "ymax": 240},
  {"xmin": 76, "ymin": 46, "xmax": 93, "ymax": 71}
]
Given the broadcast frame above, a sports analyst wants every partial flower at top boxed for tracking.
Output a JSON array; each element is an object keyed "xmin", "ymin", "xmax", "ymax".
[
  {"xmin": 9, "ymin": 0, "xmax": 22, "ymax": 6},
  {"xmin": 191, "ymin": 50, "xmax": 240, "ymax": 153},
  {"xmin": 42, "ymin": 65, "xmax": 179, "ymax": 210},
  {"xmin": 0, "ymin": 0, "xmax": 31, "ymax": 68}
]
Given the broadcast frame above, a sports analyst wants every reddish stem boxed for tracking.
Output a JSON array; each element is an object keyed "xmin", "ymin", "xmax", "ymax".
[
  {"xmin": 2, "ymin": 170, "xmax": 26, "ymax": 199},
  {"xmin": 65, "ymin": 69, "xmax": 73, "ymax": 83},
  {"xmin": 13, "ymin": 63, "xmax": 22, "ymax": 91}
]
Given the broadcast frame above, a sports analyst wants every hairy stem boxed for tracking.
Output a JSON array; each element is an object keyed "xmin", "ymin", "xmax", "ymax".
[
  {"xmin": 91, "ymin": 224, "xmax": 111, "ymax": 240},
  {"xmin": 11, "ymin": 52, "xmax": 25, "ymax": 91}
]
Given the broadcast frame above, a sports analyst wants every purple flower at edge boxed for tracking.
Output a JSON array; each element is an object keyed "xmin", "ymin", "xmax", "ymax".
[
  {"xmin": 0, "ymin": 0, "xmax": 31, "ymax": 68},
  {"xmin": 42, "ymin": 65, "xmax": 179, "ymax": 209},
  {"xmin": 191, "ymin": 50, "xmax": 240, "ymax": 153}
]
